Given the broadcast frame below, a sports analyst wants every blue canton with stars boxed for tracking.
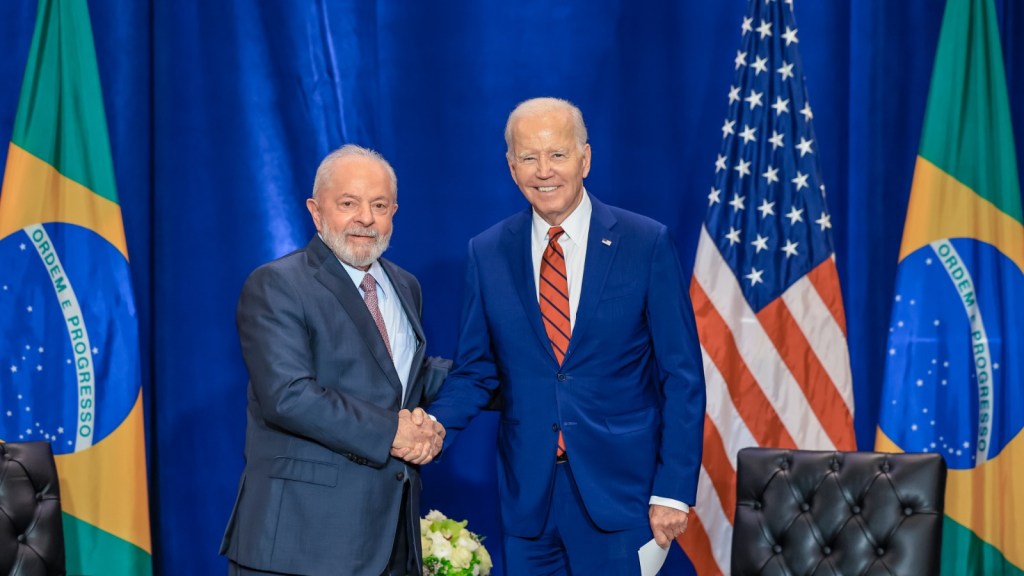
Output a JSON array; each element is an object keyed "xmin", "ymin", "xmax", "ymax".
[{"xmin": 704, "ymin": 0, "xmax": 835, "ymax": 313}]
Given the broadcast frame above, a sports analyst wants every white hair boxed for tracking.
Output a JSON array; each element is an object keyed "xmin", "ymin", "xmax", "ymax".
[
  {"xmin": 504, "ymin": 97, "xmax": 588, "ymax": 159},
  {"xmin": 312, "ymin": 144, "xmax": 398, "ymax": 199}
]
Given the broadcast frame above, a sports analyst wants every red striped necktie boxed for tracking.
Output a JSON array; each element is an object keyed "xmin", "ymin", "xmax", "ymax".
[{"xmin": 539, "ymin": 226, "xmax": 570, "ymax": 457}]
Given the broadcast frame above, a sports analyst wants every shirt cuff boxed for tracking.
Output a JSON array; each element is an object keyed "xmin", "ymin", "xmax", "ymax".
[{"xmin": 649, "ymin": 496, "xmax": 690, "ymax": 514}]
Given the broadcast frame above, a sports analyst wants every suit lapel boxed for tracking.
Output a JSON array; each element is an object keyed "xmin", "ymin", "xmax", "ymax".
[
  {"xmin": 566, "ymin": 197, "xmax": 619, "ymax": 362},
  {"xmin": 506, "ymin": 210, "xmax": 560, "ymax": 366},
  {"xmin": 380, "ymin": 259, "xmax": 427, "ymax": 407},
  {"xmin": 308, "ymin": 238, "xmax": 404, "ymax": 398}
]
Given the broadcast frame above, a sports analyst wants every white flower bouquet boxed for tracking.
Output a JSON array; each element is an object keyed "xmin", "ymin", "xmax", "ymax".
[{"xmin": 420, "ymin": 509, "xmax": 493, "ymax": 576}]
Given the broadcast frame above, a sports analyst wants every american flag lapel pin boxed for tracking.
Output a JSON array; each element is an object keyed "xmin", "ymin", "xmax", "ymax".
[{"xmin": 601, "ymin": 238, "xmax": 612, "ymax": 246}]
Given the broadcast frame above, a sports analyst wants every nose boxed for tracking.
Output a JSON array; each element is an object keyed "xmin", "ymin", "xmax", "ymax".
[
  {"xmin": 354, "ymin": 202, "xmax": 374, "ymax": 226},
  {"xmin": 536, "ymin": 156, "xmax": 554, "ymax": 178}
]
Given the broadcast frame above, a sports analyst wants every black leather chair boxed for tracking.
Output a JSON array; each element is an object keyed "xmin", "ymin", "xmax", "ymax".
[
  {"xmin": 0, "ymin": 441, "xmax": 66, "ymax": 576},
  {"xmin": 731, "ymin": 447, "xmax": 946, "ymax": 576}
]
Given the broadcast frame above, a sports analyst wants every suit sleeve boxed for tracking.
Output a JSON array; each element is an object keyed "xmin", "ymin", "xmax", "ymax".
[
  {"xmin": 424, "ymin": 238, "xmax": 501, "ymax": 447},
  {"xmin": 237, "ymin": 265, "xmax": 399, "ymax": 467},
  {"xmin": 647, "ymin": 227, "xmax": 707, "ymax": 504},
  {"xmin": 418, "ymin": 356, "xmax": 452, "ymax": 406}
]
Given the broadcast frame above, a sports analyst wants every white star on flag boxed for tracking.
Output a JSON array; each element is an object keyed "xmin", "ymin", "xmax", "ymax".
[
  {"xmin": 734, "ymin": 159, "xmax": 752, "ymax": 177},
  {"xmin": 740, "ymin": 125, "xmax": 757, "ymax": 143},
  {"xmin": 777, "ymin": 61, "xmax": 794, "ymax": 81},
  {"xmin": 744, "ymin": 267, "xmax": 764, "ymax": 285},
  {"xmin": 745, "ymin": 90, "xmax": 763, "ymax": 109},
  {"xmin": 796, "ymin": 136, "xmax": 814, "ymax": 157},
  {"xmin": 791, "ymin": 171, "xmax": 809, "ymax": 190},
  {"xmin": 783, "ymin": 26, "xmax": 799, "ymax": 46},
  {"xmin": 772, "ymin": 96, "xmax": 789, "ymax": 116},
  {"xmin": 729, "ymin": 193, "xmax": 747, "ymax": 211}
]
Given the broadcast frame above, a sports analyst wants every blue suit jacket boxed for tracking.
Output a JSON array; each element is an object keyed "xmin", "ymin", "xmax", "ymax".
[
  {"xmin": 429, "ymin": 196, "xmax": 706, "ymax": 537},
  {"xmin": 221, "ymin": 237, "xmax": 447, "ymax": 575}
]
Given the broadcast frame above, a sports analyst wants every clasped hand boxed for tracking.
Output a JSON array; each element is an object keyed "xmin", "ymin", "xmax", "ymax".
[{"xmin": 391, "ymin": 407, "xmax": 445, "ymax": 465}]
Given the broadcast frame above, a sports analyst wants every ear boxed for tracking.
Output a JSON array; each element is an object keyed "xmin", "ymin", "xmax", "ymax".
[
  {"xmin": 306, "ymin": 198, "xmax": 322, "ymax": 232},
  {"xmin": 581, "ymin": 143, "xmax": 592, "ymax": 179},
  {"xmin": 507, "ymin": 155, "xmax": 519, "ymax": 184}
]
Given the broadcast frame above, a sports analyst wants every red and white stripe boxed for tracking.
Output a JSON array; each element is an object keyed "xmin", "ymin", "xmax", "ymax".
[{"xmin": 679, "ymin": 226, "xmax": 856, "ymax": 575}]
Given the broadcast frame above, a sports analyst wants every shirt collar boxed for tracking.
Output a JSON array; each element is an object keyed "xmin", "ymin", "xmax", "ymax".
[
  {"xmin": 337, "ymin": 255, "xmax": 388, "ymax": 301},
  {"xmin": 531, "ymin": 189, "xmax": 592, "ymax": 247}
]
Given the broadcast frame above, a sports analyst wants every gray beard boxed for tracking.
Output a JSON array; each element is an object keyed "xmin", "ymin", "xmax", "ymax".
[{"xmin": 321, "ymin": 224, "xmax": 391, "ymax": 269}]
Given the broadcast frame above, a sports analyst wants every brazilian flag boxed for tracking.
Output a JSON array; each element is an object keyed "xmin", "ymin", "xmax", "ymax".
[
  {"xmin": 0, "ymin": 0, "xmax": 152, "ymax": 573},
  {"xmin": 876, "ymin": 0, "xmax": 1024, "ymax": 574}
]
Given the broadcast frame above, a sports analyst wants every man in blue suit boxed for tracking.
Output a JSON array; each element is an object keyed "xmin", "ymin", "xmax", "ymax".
[
  {"xmin": 221, "ymin": 145, "xmax": 447, "ymax": 576},
  {"xmin": 429, "ymin": 98, "xmax": 706, "ymax": 574}
]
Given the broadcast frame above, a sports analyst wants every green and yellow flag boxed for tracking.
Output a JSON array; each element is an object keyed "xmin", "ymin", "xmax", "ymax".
[
  {"xmin": 877, "ymin": 0, "xmax": 1024, "ymax": 574},
  {"xmin": 0, "ymin": 0, "xmax": 152, "ymax": 573}
]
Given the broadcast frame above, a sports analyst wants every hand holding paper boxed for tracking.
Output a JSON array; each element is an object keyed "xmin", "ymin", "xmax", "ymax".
[{"xmin": 638, "ymin": 538, "xmax": 669, "ymax": 576}]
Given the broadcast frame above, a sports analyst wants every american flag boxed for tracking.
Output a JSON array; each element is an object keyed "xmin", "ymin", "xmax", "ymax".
[{"xmin": 679, "ymin": 1, "xmax": 856, "ymax": 573}]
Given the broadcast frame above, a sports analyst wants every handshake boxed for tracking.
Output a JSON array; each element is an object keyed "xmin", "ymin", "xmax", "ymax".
[{"xmin": 391, "ymin": 407, "xmax": 446, "ymax": 465}]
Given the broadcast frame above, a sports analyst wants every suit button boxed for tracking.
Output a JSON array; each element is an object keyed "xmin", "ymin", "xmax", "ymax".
[
  {"xmin": 552, "ymin": 424, "xmax": 559, "ymax": 431},
  {"xmin": 396, "ymin": 472, "xmax": 405, "ymax": 481},
  {"xmin": 557, "ymin": 373, "xmax": 566, "ymax": 381}
]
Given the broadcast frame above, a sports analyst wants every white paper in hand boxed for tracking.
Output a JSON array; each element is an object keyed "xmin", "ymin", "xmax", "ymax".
[{"xmin": 638, "ymin": 538, "xmax": 669, "ymax": 576}]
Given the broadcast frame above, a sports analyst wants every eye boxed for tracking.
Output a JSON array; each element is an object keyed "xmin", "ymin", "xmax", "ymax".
[
  {"xmin": 373, "ymin": 202, "xmax": 388, "ymax": 210},
  {"xmin": 339, "ymin": 200, "xmax": 355, "ymax": 209}
]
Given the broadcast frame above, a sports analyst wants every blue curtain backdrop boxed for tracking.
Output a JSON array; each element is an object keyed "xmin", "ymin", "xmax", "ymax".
[{"xmin": 0, "ymin": 1, "xmax": 1021, "ymax": 574}]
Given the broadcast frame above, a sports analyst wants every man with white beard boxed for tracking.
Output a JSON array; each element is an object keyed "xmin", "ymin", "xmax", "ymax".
[{"xmin": 221, "ymin": 144, "xmax": 448, "ymax": 576}]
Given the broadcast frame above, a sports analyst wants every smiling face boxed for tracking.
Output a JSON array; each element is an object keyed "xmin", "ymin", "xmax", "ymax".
[
  {"xmin": 506, "ymin": 108, "xmax": 591, "ymax": 226},
  {"xmin": 306, "ymin": 155, "xmax": 398, "ymax": 270}
]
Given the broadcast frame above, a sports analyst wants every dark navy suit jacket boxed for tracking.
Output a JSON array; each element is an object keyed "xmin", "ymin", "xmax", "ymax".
[
  {"xmin": 429, "ymin": 195, "xmax": 706, "ymax": 537},
  {"xmin": 221, "ymin": 236, "xmax": 446, "ymax": 575}
]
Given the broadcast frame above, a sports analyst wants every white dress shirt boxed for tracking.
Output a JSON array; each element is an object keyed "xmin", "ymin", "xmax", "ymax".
[{"xmin": 340, "ymin": 259, "xmax": 416, "ymax": 405}]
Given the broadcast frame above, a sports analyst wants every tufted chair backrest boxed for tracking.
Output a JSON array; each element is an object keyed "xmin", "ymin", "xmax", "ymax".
[
  {"xmin": 0, "ymin": 441, "xmax": 66, "ymax": 576},
  {"xmin": 731, "ymin": 447, "xmax": 946, "ymax": 576}
]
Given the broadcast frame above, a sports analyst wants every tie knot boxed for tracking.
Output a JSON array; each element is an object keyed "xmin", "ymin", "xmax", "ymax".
[
  {"xmin": 548, "ymin": 226, "xmax": 565, "ymax": 243},
  {"xmin": 360, "ymin": 273, "xmax": 377, "ymax": 293}
]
